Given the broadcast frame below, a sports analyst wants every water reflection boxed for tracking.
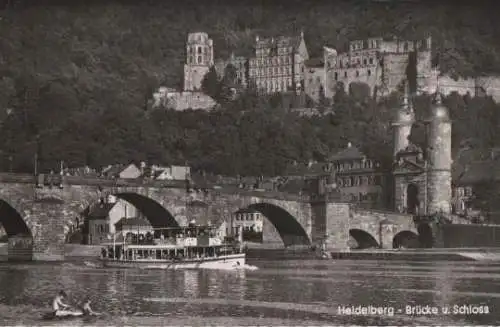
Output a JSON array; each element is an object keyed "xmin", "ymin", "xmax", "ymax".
[
  {"xmin": 184, "ymin": 270, "xmax": 199, "ymax": 298},
  {"xmin": 0, "ymin": 260, "xmax": 498, "ymax": 325}
]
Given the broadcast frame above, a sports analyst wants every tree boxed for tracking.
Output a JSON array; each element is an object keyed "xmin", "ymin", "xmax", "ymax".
[{"xmin": 201, "ymin": 66, "xmax": 219, "ymax": 99}]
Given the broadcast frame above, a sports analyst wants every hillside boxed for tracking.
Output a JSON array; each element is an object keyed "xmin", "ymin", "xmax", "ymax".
[{"xmin": 0, "ymin": 1, "xmax": 498, "ymax": 176}]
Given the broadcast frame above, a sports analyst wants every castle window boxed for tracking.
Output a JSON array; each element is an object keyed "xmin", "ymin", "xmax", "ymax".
[
  {"xmin": 369, "ymin": 58, "xmax": 374, "ymax": 65},
  {"xmin": 363, "ymin": 59, "xmax": 367, "ymax": 65},
  {"xmin": 339, "ymin": 61, "xmax": 343, "ymax": 69},
  {"xmin": 356, "ymin": 70, "xmax": 359, "ymax": 77},
  {"xmin": 367, "ymin": 69, "xmax": 371, "ymax": 76},
  {"xmin": 334, "ymin": 72, "xmax": 338, "ymax": 80},
  {"xmin": 344, "ymin": 71, "xmax": 347, "ymax": 78},
  {"xmin": 197, "ymin": 56, "xmax": 202, "ymax": 64},
  {"xmin": 404, "ymin": 42, "xmax": 408, "ymax": 51},
  {"xmin": 197, "ymin": 47, "xmax": 202, "ymax": 54}
]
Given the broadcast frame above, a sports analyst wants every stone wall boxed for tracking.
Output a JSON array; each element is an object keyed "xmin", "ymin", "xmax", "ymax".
[
  {"xmin": 304, "ymin": 67, "xmax": 325, "ymax": 103},
  {"xmin": 440, "ymin": 224, "xmax": 500, "ymax": 247}
]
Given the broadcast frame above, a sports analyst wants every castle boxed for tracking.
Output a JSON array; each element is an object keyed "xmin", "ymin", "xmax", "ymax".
[{"xmin": 153, "ymin": 31, "xmax": 500, "ymax": 111}]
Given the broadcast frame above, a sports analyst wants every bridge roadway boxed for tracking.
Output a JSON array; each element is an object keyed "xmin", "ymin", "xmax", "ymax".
[{"xmin": 0, "ymin": 172, "xmax": 309, "ymax": 202}]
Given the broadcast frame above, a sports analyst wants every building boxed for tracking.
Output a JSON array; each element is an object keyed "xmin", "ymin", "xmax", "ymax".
[
  {"xmin": 184, "ymin": 32, "xmax": 214, "ymax": 92},
  {"xmin": 304, "ymin": 58, "xmax": 326, "ymax": 104},
  {"xmin": 323, "ymin": 36, "xmax": 433, "ymax": 99},
  {"xmin": 215, "ymin": 52, "xmax": 249, "ymax": 88},
  {"xmin": 85, "ymin": 196, "xmax": 142, "ymax": 245},
  {"xmin": 151, "ymin": 33, "xmax": 217, "ymax": 111},
  {"xmin": 101, "ymin": 163, "xmax": 141, "ymax": 179},
  {"xmin": 248, "ymin": 31, "xmax": 309, "ymax": 94},
  {"xmin": 228, "ymin": 208, "xmax": 263, "ymax": 240},
  {"xmin": 114, "ymin": 217, "xmax": 153, "ymax": 238},
  {"xmin": 328, "ymin": 143, "xmax": 387, "ymax": 209}
]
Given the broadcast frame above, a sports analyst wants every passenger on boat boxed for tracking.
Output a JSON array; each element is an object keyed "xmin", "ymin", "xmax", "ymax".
[{"xmin": 52, "ymin": 290, "xmax": 78, "ymax": 317}]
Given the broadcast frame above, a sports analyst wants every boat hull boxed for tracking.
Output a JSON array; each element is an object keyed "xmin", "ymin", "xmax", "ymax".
[{"xmin": 100, "ymin": 253, "xmax": 246, "ymax": 269}]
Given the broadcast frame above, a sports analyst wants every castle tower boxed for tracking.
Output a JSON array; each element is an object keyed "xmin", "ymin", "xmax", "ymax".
[
  {"xmin": 391, "ymin": 85, "xmax": 415, "ymax": 157},
  {"xmin": 183, "ymin": 32, "xmax": 214, "ymax": 92},
  {"xmin": 426, "ymin": 91, "xmax": 452, "ymax": 215}
]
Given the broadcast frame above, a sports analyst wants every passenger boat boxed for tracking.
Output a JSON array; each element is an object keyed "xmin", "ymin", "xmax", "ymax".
[{"xmin": 99, "ymin": 225, "xmax": 246, "ymax": 269}]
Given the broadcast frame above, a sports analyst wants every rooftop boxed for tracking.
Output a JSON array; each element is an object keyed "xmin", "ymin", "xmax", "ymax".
[
  {"xmin": 115, "ymin": 217, "xmax": 151, "ymax": 229},
  {"xmin": 328, "ymin": 143, "xmax": 366, "ymax": 161},
  {"xmin": 86, "ymin": 203, "xmax": 115, "ymax": 220}
]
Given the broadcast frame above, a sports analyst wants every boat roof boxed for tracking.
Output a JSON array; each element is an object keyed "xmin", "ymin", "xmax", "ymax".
[{"xmin": 100, "ymin": 243, "xmax": 230, "ymax": 249}]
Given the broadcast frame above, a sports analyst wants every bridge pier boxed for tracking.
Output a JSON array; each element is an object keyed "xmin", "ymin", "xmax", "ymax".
[
  {"xmin": 312, "ymin": 202, "xmax": 350, "ymax": 252},
  {"xmin": 27, "ymin": 189, "xmax": 67, "ymax": 261},
  {"xmin": 378, "ymin": 222, "xmax": 395, "ymax": 249}
]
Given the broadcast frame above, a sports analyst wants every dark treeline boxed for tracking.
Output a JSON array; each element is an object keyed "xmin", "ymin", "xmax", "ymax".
[{"xmin": 0, "ymin": 2, "xmax": 498, "ymax": 175}]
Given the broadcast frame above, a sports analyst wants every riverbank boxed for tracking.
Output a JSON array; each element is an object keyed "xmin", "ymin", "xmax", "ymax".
[{"xmin": 329, "ymin": 248, "xmax": 500, "ymax": 261}]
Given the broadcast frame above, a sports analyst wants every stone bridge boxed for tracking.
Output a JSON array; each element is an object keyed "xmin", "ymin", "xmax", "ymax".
[{"xmin": 0, "ymin": 173, "xmax": 421, "ymax": 261}]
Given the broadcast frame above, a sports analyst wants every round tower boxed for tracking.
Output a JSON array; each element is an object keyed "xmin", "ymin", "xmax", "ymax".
[
  {"xmin": 426, "ymin": 91, "xmax": 452, "ymax": 215},
  {"xmin": 184, "ymin": 32, "xmax": 214, "ymax": 91},
  {"xmin": 391, "ymin": 89, "xmax": 415, "ymax": 157}
]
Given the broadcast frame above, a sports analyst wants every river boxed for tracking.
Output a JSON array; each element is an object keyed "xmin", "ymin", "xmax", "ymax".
[{"xmin": 0, "ymin": 257, "xmax": 497, "ymax": 325}]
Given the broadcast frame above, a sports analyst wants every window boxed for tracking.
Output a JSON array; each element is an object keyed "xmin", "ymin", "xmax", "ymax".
[
  {"xmin": 369, "ymin": 58, "xmax": 374, "ymax": 65},
  {"xmin": 197, "ymin": 47, "xmax": 202, "ymax": 54},
  {"xmin": 334, "ymin": 72, "xmax": 338, "ymax": 80},
  {"xmin": 367, "ymin": 69, "xmax": 371, "ymax": 76},
  {"xmin": 197, "ymin": 56, "xmax": 202, "ymax": 64},
  {"xmin": 363, "ymin": 59, "xmax": 367, "ymax": 65},
  {"xmin": 356, "ymin": 70, "xmax": 359, "ymax": 77},
  {"xmin": 344, "ymin": 71, "xmax": 347, "ymax": 78},
  {"xmin": 404, "ymin": 42, "xmax": 408, "ymax": 51}
]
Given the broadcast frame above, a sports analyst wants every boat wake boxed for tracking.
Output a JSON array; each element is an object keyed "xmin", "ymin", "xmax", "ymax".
[
  {"xmin": 201, "ymin": 262, "xmax": 259, "ymax": 271},
  {"xmin": 83, "ymin": 261, "xmax": 101, "ymax": 268},
  {"xmin": 139, "ymin": 262, "xmax": 259, "ymax": 271}
]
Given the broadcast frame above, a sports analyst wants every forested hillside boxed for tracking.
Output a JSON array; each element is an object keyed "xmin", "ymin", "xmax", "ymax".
[{"xmin": 0, "ymin": 1, "xmax": 498, "ymax": 176}]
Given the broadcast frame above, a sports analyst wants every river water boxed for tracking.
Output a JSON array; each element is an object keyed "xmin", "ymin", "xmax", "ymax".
[{"xmin": 0, "ymin": 257, "xmax": 497, "ymax": 325}]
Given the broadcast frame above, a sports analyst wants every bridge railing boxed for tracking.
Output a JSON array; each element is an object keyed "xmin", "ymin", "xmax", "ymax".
[{"xmin": 0, "ymin": 172, "xmax": 312, "ymax": 200}]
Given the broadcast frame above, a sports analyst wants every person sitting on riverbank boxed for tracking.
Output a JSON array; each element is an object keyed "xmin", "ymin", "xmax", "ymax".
[{"xmin": 52, "ymin": 290, "xmax": 79, "ymax": 317}]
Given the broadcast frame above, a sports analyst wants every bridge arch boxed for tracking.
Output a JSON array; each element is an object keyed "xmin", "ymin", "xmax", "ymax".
[
  {"xmin": 349, "ymin": 229, "xmax": 379, "ymax": 249},
  {"xmin": 113, "ymin": 193, "xmax": 179, "ymax": 229},
  {"xmin": 0, "ymin": 199, "xmax": 33, "ymax": 261},
  {"xmin": 392, "ymin": 230, "xmax": 419, "ymax": 249},
  {"xmin": 87, "ymin": 192, "xmax": 180, "ymax": 229},
  {"xmin": 243, "ymin": 202, "xmax": 310, "ymax": 247}
]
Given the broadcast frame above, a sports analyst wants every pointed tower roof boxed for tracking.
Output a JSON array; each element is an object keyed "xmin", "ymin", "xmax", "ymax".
[{"xmin": 428, "ymin": 85, "xmax": 450, "ymax": 121}]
